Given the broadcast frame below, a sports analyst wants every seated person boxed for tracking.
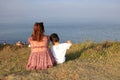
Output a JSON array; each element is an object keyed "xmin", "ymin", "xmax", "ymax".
[
  {"xmin": 16, "ymin": 41, "xmax": 23, "ymax": 47},
  {"xmin": 50, "ymin": 33, "xmax": 72, "ymax": 64}
]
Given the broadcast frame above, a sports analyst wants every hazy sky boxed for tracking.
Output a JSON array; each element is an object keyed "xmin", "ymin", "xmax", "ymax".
[{"xmin": 0, "ymin": 0, "xmax": 120, "ymax": 24}]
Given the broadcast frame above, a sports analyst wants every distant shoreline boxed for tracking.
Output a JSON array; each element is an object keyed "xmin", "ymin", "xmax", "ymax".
[
  {"xmin": 0, "ymin": 39, "xmax": 120, "ymax": 45},
  {"xmin": 0, "ymin": 40, "xmax": 28, "ymax": 45}
]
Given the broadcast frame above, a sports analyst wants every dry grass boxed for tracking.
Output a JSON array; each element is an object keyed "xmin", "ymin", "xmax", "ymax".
[{"xmin": 0, "ymin": 41, "xmax": 120, "ymax": 80}]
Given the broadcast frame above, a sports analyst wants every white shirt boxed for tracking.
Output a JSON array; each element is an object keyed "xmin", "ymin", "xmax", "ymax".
[{"xmin": 51, "ymin": 43, "xmax": 71, "ymax": 64}]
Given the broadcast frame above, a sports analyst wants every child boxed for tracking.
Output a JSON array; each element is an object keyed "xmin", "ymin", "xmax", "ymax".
[{"xmin": 50, "ymin": 33, "xmax": 72, "ymax": 64}]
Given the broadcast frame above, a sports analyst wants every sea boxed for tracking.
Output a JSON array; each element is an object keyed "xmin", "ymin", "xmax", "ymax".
[{"xmin": 0, "ymin": 22, "xmax": 120, "ymax": 44}]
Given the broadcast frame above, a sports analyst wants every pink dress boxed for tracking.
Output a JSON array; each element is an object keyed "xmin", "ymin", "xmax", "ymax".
[{"xmin": 26, "ymin": 35, "xmax": 55, "ymax": 70}]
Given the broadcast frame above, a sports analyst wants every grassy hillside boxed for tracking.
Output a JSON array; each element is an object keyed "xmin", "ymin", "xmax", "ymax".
[{"xmin": 0, "ymin": 41, "xmax": 120, "ymax": 80}]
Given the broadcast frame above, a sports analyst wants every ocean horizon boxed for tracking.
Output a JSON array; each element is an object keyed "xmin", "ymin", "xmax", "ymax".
[{"xmin": 0, "ymin": 22, "xmax": 120, "ymax": 44}]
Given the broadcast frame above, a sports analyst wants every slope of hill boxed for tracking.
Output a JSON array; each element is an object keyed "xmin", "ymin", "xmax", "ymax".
[{"xmin": 0, "ymin": 41, "xmax": 120, "ymax": 80}]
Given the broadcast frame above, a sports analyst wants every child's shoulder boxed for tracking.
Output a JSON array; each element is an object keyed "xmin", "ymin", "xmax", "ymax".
[
  {"xmin": 52, "ymin": 43, "xmax": 65, "ymax": 47},
  {"xmin": 62, "ymin": 42, "xmax": 71, "ymax": 44},
  {"xmin": 60, "ymin": 42, "xmax": 72, "ymax": 48},
  {"xmin": 59, "ymin": 43, "xmax": 68, "ymax": 46},
  {"xmin": 52, "ymin": 43, "xmax": 69, "ymax": 48}
]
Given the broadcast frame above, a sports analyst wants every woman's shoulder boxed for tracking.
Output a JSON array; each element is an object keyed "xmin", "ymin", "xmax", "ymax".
[
  {"xmin": 28, "ymin": 37, "xmax": 33, "ymax": 42},
  {"xmin": 28, "ymin": 37, "xmax": 32, "ymax": 40},
  {"xmin": 44, "ymin": 35, "xmax": 49, "ymax": 37},
  {"xmin": 43, "ymin": 35, "xmax": 50, "ymax": 39}
]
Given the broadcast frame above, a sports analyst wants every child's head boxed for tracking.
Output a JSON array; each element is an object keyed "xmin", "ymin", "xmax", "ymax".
[{"xmin": 50, "ymin": 33, "xmax": 60, "ymax": 44}]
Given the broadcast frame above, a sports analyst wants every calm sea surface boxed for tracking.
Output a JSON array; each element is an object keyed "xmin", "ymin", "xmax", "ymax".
[{"xmin": 0, "ymin": 23, "xmax": 120, "ymax": 44}]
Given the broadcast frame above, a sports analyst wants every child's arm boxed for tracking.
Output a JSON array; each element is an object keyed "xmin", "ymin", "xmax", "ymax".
[{"xmin": 66, "ymin": 40, "xmax": 72, "ymax": 46}]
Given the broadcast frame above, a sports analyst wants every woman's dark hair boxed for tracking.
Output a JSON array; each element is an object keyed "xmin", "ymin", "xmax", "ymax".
[
  {"xmin": 31, "ymin": 22, "xmax": 45, "ymax": 41},
  {"xmin": 50, "ymin": 33, "xmax": 60, "ymax": 43}
]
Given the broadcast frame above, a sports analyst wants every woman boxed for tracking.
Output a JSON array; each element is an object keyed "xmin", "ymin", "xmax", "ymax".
[{"xmin": 26, "ymin": 22, "xmax": 55, "ymax": 70}]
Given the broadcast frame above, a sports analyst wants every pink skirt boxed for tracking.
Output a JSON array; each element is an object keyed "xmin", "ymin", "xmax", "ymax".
[{"xmin": 26, "ymin": 50, "xmax": 55, "ymax": 70}]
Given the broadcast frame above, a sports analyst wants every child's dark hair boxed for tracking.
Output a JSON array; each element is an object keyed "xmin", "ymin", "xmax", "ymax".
[{"xmin": 50, "ymin": 33, "xmax": 60, "ymax": 42}]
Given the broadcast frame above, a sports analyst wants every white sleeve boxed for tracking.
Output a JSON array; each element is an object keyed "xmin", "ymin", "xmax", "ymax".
[{"xmin": 64, "ymin": 43, "xmax": 71, "ymax": 49}]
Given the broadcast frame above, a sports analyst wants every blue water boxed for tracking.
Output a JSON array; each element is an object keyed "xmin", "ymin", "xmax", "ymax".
[{"xmin": 0, "ymin": 23, "xmax": 120, "ymax": 44}]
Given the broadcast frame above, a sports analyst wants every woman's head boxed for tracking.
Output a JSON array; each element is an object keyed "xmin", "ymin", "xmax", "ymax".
[
  {"xmin": 31, "ymin": 22, "xmax": 45, "ymax": 41},
  {"xmin": 50, "ymin": 33, "xmax": 60, "ymax": 44}
]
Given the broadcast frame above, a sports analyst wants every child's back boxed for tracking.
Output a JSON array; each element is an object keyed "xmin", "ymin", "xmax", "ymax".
[{"xmin": 51, "ymin": 43, "xmax": 71, "ymax": 64}]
